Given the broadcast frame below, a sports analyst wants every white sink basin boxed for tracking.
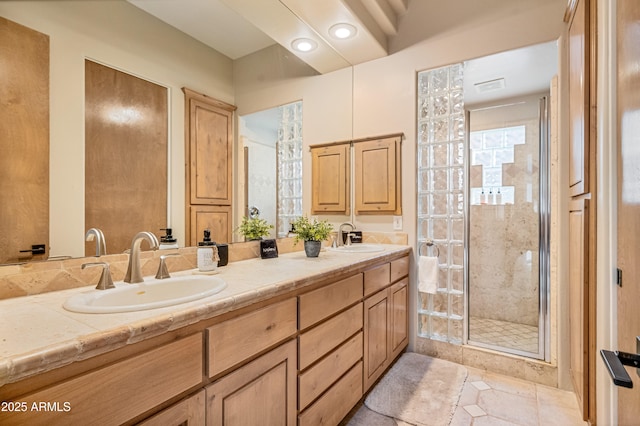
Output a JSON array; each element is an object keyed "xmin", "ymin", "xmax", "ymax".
[
  {"xmin": 327, "ymin": 244, "xmax": 385, "ymax": 253},
  {"xmin": 63, "ymin": 275, "xmax": 227, "ymax": 314}
]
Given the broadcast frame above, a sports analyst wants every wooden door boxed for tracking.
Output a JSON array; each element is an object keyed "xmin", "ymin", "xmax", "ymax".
[
  {"xmin": 85, "ymin": 60, "xmax": 167, "ymax": 255},
  {"xmin": 184, "ymin": 88, "xmax": 235, "ymax": 245},
  {"xmin": 205, "ymin": 340, "xmax": 297, "ymax": 426},
  {"xmin": 184, "ymin": 89, "xmax": 234, "ymax": 206},
  {"xmin": 616, "ymin": 0, "xmax": 640, "ymax": 422},
  {"xmin": 354, "ymin": 136, "xmax": 402, "ymax": 214},
  {"xmin": 0, "ymin": 17, "xmax": 49, "ymax": 263},
  {"xmin": 569, "ymin": 198, "xmax": 589, "ymax": 416},
  {"xmin": 389, "ymin": 278, "xmax": 409, "ymax": 359},
  {"xmin": 568, "ymin": 0, "xmax": 590, "ymax": 197},
  {"xmin": 311, "ymin": 143, "xmax": 350, "ymax": 214},
  {"xmin": 189, "ymin": 205, "xmax": 231, "ymax": 247},
  {"xmin": 136, "ymin": 391, "xmax": 205, "ymax": 426},
  {"xmin": 363, "ymin": 288, "xmax": 390, "ymax": 391}
]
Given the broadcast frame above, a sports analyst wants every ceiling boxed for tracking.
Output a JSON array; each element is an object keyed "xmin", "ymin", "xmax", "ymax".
[
  {"xmin": 128, "ymin": 0, "xmax": 407, "ymax": 73},
  {"xmin": 127, "ymin": 0, "xmax": 557, "ymax": 105}
]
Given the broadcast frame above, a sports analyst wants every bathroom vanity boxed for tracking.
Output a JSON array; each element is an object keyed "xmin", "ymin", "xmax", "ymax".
[{"xmin": 0, "ymin": 245, "xmax": 410, "ymax": 425}]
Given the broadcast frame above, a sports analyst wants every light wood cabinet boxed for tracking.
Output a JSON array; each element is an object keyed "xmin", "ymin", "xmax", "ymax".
[
  {"xmin": 354, "ymin": 135, "xmax": 402, "ymax": 215},
  {"xmin": 207, "ymin": 298, "xmax": 297, "ymax": 377},
  {"xmin": 567, "ymin": 0, "xmax": 590, "ymax": 197},
  {"xmin": 569, "ymin": 198, "xmax": 589, "ymax": 416},
  {"xmin": 138, "ymin": 390, "xmax": 206, "ymax": 426},
  {"xmin": 190, "ymin": 205, "xmax": 232, "ymax": 247},
  {"xmin": 184, "ymin": 88, "xmax": 236, "ymax": 244},
  {"xmin": 205, "ymin": 340, "xmax": 297, "ymax": 426},
  {"xmin": 1, "ymin": 253, "xmax": 410, "ymax": 426},
  {"xmin": 311, "ymin": 143, "xmax": 350, "ymax": 214},
  {"xmin": 363, "ymin": 256, "xmax": 409, "ymax": 391},
  {"xmin": 0, "ymin": 334, "xmax": 203, "ymax": 426}
]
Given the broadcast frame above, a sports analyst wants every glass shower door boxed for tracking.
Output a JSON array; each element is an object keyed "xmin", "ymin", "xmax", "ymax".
[{"xmin": 466, "ymin": 97, "xmax": 549, "ymax": 359}]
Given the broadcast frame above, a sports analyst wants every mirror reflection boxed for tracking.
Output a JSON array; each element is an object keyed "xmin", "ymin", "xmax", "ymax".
[{"xmin": 240, "ymin": 101, "xmax": 303, "ymax": 239}]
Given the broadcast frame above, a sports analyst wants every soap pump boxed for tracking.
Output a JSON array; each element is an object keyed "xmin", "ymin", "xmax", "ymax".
[
  {"xmin": 197, "ymin": 229, "xmax": 219, "ymax": 272},
  {"xmin": 159, "ymin": 228, "xmax": 179, "ymax": 250}
]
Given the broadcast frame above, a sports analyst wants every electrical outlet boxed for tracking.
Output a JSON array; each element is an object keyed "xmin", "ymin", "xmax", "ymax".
[{"xmin": 393, "ymin": 216, "xmax": 403, "ymax": 230}]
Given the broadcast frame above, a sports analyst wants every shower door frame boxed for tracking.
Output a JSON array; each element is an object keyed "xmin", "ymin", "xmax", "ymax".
[{"xmin": 463, "ymin": 96, "xmax": 551, "ymax": 361}]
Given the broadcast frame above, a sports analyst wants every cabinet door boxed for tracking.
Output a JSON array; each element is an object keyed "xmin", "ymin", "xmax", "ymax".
[
  {"xmin": 311, "ymin": 144, "xmax": 350, "ymax": 214},
  {"xmin": 363, "ymin": 288, "xmax": 390, "ymax": 391},
  {"xmin": 0, "ymin": 334, "xmax": 203, "ymax": 426},
  {"xmin": 205, "ymin": 340, "xmax": 297, "ymax": 426},
  {"xmin": 184, "ymin": 89, "xmax": 235, "ymax": 206},
  {"xmin": 568, "ymin": 198, "xmax": 589, "ymax": 417},
  {"xmin": 189, "ymin": 205, "xmax": 232, "ymax": 247},
  {"xmin": 0, "ymin": 17, "xmax": 49, "ymax": 264},
  {"xmin": 138, "ymin": 390, "xmax": 205, "ymax": 426},
  {"xmin": 389, "ymin": 278, "xmax": 409, "ymax": 359},
  {"xmin": 567, "ymin": 0, "xmax": 590, "ymax": 196},
  {"xmin": 354, "ymin": 136, "xmax": 402, "ymax": 214}
]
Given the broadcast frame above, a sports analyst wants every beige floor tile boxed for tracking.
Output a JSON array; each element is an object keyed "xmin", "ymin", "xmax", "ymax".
[
  {"xmin": 481, "ymin": 371, "xmax": 537, "ymax": 399},
  {"xmin": 477, "ymin": 389, "xmax": 539, "ymax": 426}
]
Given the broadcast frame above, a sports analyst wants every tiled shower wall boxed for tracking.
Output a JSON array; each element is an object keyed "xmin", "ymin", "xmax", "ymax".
[{"xmin": 416, "ymin": 64, "xmax": 466, "ymax": 344}]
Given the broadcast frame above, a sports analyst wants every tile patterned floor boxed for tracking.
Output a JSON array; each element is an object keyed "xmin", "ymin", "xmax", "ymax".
[
  {"xmin": 451, "ymin": 366, "xmax": 587, "ymax": 426},
  {"xmin": 468, "ymin": 317, "xmax": 539, "ymax": 354}
]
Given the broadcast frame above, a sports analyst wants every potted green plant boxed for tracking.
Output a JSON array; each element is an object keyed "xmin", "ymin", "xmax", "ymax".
[
  {"xmin": 235, "ymin": 216, "xmax": 273, "ymax": 241},
  {"xmin": 291, "ymin": 216, "xmax": 333, "ymax": 257}
]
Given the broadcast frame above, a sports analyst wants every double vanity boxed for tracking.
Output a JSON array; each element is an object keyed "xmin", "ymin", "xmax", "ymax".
[{"xmin": 0, "ymin": 244, "xmax": 410, "ymax": 425}]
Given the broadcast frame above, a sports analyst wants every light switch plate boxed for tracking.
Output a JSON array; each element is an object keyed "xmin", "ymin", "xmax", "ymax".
[{"xmin": 393, "ymin": 216, "xmax": 402, "ymax": 230}]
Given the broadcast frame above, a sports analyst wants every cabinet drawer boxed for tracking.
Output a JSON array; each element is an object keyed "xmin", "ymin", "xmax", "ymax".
[
  {"xmin": 138, "ymin": 390, "xmax": 205, "ymax": 426},
  {"xmin": 299, "ymin": 303, "xmax": 363, "ymax": 370},
  {"xmin": 298, "ymin": 361, "xmax": 363, "ymax": 426},
  {"xmin": 207, "ymin": 298, "xmax": 297, "ymax": 377},
  {"xmin": 390, "ymin": 255, "xmax": 409, "ymax": 282},
  {"xmin": 364, "ymin": 262, "xmax": 390, "ymax": 297},
  {"xmin": 299, "ymin": 273, "xmax": 363, "ymax": 330},
  {"xmin": 1, "ymin": 333, "xmax": 203, "ymax": 426},
  {"xmin": 299, "ymin": 331, "xmax": 363, "ymax": 410}
]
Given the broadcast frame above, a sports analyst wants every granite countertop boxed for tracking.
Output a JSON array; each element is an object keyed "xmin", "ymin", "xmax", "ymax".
[{"xmin": 0, "ymin": 244, "xmax": 411, "ymax": 387}]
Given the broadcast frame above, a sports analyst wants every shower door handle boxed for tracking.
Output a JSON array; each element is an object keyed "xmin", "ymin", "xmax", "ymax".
[{"xmin": 600, "ymin": 336, "xmax": 640, "ymax": 388}]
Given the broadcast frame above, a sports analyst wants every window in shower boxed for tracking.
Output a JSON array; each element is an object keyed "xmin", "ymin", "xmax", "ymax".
[{"xmin": 467, "ymin": 97, "xmax": 548, "ymax": 359}]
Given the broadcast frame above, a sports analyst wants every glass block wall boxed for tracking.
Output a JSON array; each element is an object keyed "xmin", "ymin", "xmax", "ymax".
[
  {"xmin": 276, "ymin": 101, "xmax": 303, "ymax": 237},
  {"xmin": 416, "ymin": 64, "xmax": 466, "ymax": 343}
]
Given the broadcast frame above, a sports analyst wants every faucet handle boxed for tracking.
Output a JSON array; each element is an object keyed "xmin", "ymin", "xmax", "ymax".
[
  {"xmin": 82, "ymin": 262, "xmax": 114, "ymax": 290},
  {"xmin": 155, "ymin": 253, "xmax": 180, "ymax": 280}
]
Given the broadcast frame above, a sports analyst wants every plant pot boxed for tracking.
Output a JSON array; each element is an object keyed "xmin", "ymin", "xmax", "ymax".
[{"xmin": 304, "ymin": 240, "xmax": 321, "ymax": 257}]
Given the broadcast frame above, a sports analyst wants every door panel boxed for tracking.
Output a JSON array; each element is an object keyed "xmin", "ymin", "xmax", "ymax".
[
  {"xmin": 0, "ymin": 17, "xmax": 49, "ymax": 263},
  {"xmin": 616, "ymin": 0, "xmax": 640, "ymax": 422}
]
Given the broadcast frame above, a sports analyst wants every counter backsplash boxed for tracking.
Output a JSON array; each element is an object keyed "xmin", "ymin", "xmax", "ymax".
[{"xmin": 0, "ymin": 232, "xmax": 408, "ymax": 301}]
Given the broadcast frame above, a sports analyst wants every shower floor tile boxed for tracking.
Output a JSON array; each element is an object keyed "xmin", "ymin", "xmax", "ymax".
[{"xmin": 469, "ymin": 317, "xmax": 539, "ymax": 354}]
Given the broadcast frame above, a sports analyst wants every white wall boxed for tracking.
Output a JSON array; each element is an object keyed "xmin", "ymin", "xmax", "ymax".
[{"xmin": 0, "ymin": 1, "xmax": 234, "ymax": 257}]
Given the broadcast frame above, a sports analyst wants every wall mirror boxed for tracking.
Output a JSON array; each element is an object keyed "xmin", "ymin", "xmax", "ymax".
[{"xmin": 239, "ymin": 100, "xmax": 303, "ymax": 240}]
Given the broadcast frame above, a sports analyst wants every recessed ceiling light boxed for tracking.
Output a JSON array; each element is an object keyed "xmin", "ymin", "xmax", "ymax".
[
  {"xmin": 291, "ymin": 38, "xmax": 318, "ymax": 52},
  {"xmin": 329, "ymin": 23, "xmax": 357, "ymax": 40}
]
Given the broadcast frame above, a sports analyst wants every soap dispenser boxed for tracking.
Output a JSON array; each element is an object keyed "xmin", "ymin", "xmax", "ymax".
[
  {"xmin": 197, "ymin": 229, "xmax": 218, "ymax": 272},
  {"xmin": 159, "ymin": 228, "xmax": 178, "ymax": 250}
]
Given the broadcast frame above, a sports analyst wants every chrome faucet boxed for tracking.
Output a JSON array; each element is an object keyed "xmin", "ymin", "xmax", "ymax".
[
  {"xmin": 124, "ymin": 231, "xmax": 159, "ymax": 284},
  {"xmin": 338, "ymin": 222, "xmax": 355, "ymax": 246},
  {"xmin": 85, "ymin": 228, "xmax": 106, "ymax": 257}
]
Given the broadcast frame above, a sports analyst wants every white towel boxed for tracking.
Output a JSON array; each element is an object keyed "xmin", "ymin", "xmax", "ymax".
[{"xmin": 418, "ymin": 256, "xmax": 439, "ymax": 294}]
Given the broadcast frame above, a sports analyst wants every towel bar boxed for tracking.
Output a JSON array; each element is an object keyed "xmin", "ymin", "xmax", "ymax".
[{"xmin": 419, "ymin": 240, "xmax": 439, "ymax": 257}]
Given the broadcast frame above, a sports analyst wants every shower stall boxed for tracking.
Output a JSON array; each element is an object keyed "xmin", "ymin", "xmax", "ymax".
[{"xmin": 417, "ymin": 63, "xmax": 550, "ymax": 361}]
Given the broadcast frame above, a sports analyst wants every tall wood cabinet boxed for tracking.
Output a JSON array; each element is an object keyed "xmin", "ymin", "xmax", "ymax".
[
  {"xmin": 565, "ymin": 0, "xmax": 597, "ymax": 422},
  {"xmin": 184, "ymin": 88, "xmax": 236, "ymax": 245}
]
